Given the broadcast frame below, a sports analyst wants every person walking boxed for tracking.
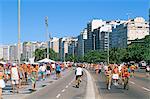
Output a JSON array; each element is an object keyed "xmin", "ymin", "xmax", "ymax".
[
  {"xmin": 55, "ymin": 63, "xmax": 61, "ymax": 79},
  {"xmin": 30, "ymin": 65, "xmax": 37, "ymax": 91},
  {"xmin": 146, "ymin": 65, "xmax": 150, "ymax": 77},
  {"xmin": 106, "ymin": 66, "xmax": 112, "ymax": 90},
  {"xmin": 46, "ymin": 63, "xmax": 51, "ymax": 77},
  {"xmin": 0, "ymin": 63, "xmax": 5, "ymax": 99},
  {"xmin": 11, "ymin": 63, "xmax": 20, "ymax": 93}
]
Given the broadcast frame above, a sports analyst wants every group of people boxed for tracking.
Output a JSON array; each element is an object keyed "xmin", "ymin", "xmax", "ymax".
[
  {"xmin": 88, "ymin": 63, "xmax": 137, "ymax": 90},
  {"xmin": 0, "ymin": 61, "xmax": 67, "ymax": 98}
]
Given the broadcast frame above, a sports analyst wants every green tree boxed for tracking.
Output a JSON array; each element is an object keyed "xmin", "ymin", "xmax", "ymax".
[
  {"xmin": 34, "ymin": 48, "xmax": 59, "ymax": 62},
  {"xmin": 84, "ymin": 50, "xmax": 107, "ymax": 63}
]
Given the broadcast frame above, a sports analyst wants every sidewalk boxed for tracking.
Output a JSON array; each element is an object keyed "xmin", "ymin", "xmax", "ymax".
[{"xmin": 2, "ymin": 68, "xmax": 72, "ymax": 99}]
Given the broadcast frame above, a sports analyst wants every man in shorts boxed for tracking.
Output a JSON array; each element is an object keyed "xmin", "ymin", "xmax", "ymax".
[{"xmin": 11, "ymin": 63, "xmax": 20, "ymax": 93}]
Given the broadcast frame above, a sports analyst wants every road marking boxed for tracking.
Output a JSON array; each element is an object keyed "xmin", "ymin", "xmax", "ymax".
[
  {"xmin": 61, "ymin": 89, "xmax": 65, "ymax": 92},
  {"xmin": 129, "ymin": 81, "xmax": 135, "ymax": 84},
  {"xmin": 66, "ymin": 85, "xmax": 68, "ymax": 88},
  {"xmin": 56, "ymin": 94, "xmax": 61, "ymax": 98},
  {"xmin": 69, "ymin": 82, "xmax": 71, "ymax": 85},
  {"xmin": 142, "ymin": 87, "xmax": 150, "ymax": 92}
]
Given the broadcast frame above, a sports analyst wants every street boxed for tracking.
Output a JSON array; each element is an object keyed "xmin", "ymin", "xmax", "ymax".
[
  {"xmin": 90, "ymin": 69, "xmax": 150, "ymax": 99},
  {"xmin": 25, "ymin": 69, "xmax": 87, "ymax": 99}
]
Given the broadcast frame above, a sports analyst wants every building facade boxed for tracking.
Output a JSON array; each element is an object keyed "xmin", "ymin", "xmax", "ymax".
[
  {"xmin": 2, "ymin": 45, "xmax": 9, "ymax": 61},
  {"xmin": 110, "ymin": 17, "xmax": 149, "ymax": 48},
  {"xmin": 50, "ymin": 37, "xmax": 59, "ymax": 53},
  {"xmin": 9, "ymin": 44, "xmax": 18, "ymax": 62},
  {"xmin": 77, "ymin": 28, "xmax": 87, "ymax": 57}
]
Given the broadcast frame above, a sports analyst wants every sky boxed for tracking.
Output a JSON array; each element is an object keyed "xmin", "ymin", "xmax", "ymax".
[{"xmin": 0, "ymin": 0, "xmax": 149, "ymax": 45}]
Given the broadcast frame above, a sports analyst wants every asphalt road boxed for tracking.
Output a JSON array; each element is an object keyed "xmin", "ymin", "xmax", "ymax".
[
  {"xmin": 89, "ymin": 69, "xmax": 150, "ymax": 99},
  {"xmin": 25, "ymin": 69, "xmax": 87, "ymax": 99}
]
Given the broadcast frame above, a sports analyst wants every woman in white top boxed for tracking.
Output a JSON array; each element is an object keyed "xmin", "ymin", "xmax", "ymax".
[{"xmin": 11, "ymin": 63, "xmax": 19, "ymax": 93}]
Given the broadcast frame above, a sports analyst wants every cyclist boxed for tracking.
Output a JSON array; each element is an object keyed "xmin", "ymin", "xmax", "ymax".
[
  {"xmin": 75, "ymin": 64, "xmax": 83, "ymax": 88},
  {"xmin": 106, "ymin": 66, "xmax": 112, "ymax": 90}
]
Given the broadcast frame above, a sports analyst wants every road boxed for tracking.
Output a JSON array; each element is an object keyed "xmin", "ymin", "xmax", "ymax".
[
  {"xmin": 25, "ymin": 69, "xmax": 87, "ymax": 99},
  {"xmin": 89, "ymin": 69, "xmax": 150, "ymax": 99}
]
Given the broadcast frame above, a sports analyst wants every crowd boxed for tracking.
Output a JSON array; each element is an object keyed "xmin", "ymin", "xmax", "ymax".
[
  {"xmin": 0, "ymin": 61, "xmax": 72, "ymax": 98},
  {"xmin": 89, "ymin": 63, "xmax": 139, "ymax": 90}
]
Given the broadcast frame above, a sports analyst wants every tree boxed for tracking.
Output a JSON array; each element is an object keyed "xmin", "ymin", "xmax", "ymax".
[
  {"xmin": 34, "ymin": 48, "xmax": 59, "ymax": 62},
  {"xmin": 84, "ymin": 50, "xmax": 107, "ymax": 63}
]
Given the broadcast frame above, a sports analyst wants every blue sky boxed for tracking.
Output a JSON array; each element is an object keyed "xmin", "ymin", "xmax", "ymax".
[{"xmin": 0, "ymin": 0, "xmax": 149, "ymax": 45}]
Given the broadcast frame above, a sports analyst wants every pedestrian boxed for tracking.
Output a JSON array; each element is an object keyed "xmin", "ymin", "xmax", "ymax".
[
  {"xmin": 10, "ymin": 63, "xmax": 20, "ymax": 93},
  {"xmin": 46, "ymin": 63, "xmax": 51, "ymax": 76},
  {"xmin": 35, "ymin": 64, "xmax": 39, "ymax": 81},
  {"xmin": 130, "ymin": 64, "xmax": 136, "ymax": 77},
  {"xmin": 22, "ymin": 63, "xmax": 28, "ymax": 84},
  {"xmin": 146, "ymin": 66, "xmax": 150, "ymax": 77},
  {"xmin": 0, "ymin": 63, "xmax": 6, "ymax": 99},
  {"xmin": 112, "ymin": 66, "xmax": 119, "ymax": 86},
  {"xmin": 55, "ymin": 63, "xmax": 61, "ymax": 79},
  {"xmin": 98, "ymin": 64, "xmax": 102, "ymax": 74},
  {"xmin": 106, "ymin": 66, "xmax": 112, "ymax": 90},
  {"xmin": 122, "ymin": 67, "xmax": 130, "ymax": 90},
  {"xmin": 75, "ymin": 64, "xmax": 83, "ymax": 88},
  {"xmin": 19, "ymin": 65, "xmax": 24, "ymax": 87},
  {"xmin": 30, "ymin": 65, "xmax": 37, "ymax": 91},
  {"xmin": 95, "ymin": 64, "xmax": 99, "ymax": 74},
  {"xmin": 39, "ymin": 64, "xmax": 46, "ymax": 81},
  {"xmin": 51, "ymin": 63, "xmax": 56, "ymax": 74}
]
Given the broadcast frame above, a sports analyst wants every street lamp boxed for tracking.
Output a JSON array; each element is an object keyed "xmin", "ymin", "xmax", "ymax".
[
  {"xmin": 18, "ymin": 0, "xmax": 21, "ymax": 66},
  {"xmin": 45, "ymin": 16, "xmax": 49, "ymax": 59},
  {"xmin": 72, "ymin": 41, "xmax": 75, "ymax": 62},
  {"xmin": 107, "ymin": 32, "xmax": 110, "ymax": 65},
  {"xmin": 82, "ymin": 39, "xmax": 84, "ymax": 57}
]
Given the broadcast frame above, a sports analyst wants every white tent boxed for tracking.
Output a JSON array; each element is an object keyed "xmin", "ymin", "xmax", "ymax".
[
  {"xmin": 38, "ymin": 58, "xmax": 55, "ymax": 63},
  {"xmin": 0, "ymin": 61, "xmax": 6, "ymax": 65}
]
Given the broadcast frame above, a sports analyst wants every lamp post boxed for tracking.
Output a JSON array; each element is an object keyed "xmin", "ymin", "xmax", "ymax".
[
  {"xmin": 82, "ymin": 39, "xmax": 84, "ymax": 57},
  {"xmin": 107, "ymin": 32, "xmax": 110, "ymax": 65},
  {"xmin": 45, "ymin": 16, "xmax": 49, "ymax": 59},
  {"xmin": 18, "ymin": 0, "xmax": 21, "ymax": 66},
  {"xmin": 72, "ymin": 42, "xmax": 75, "ymax": 62}
]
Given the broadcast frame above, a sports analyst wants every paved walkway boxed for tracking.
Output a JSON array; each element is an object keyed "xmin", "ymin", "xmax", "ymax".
[{"xmin": 2, "ymin": 68, "xmax": 71, "ymax": 99}]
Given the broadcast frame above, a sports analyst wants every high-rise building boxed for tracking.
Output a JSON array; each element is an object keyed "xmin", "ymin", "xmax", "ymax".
[
  {"xmin": 110, "ymin": 17, "xmax": 149, "ymax": 48},
  {"xmin": 85, "ymin": 19, "xmax": 106, "ymax": 53},
  {"xmin": 68, "ymin": 38, "xmax": 78, "ymax": 56},
  {"xmin": 50, "ymin": 37, "xmax": 59, "ymax": 53},
  {"xmin": 84, "ymin": 19, "xmax": 125, "ymax": 53},
  {"xmin": 2, "ymin": 45, "xmax": 9, "ymax": 61},
  {"xmin": 59, "ymin": 37, "xmax": 77, "ymax": 61},
  {"xmin": 77, "ymin": 28, "xmax": 87, "ymax": 57},
  {"xmin": 0, "ymin": 46, "xmax": 3, "ymax": 59},
  {"xmin": 9, "ymin": 44, "xmax": 18, "ymax": 62}
]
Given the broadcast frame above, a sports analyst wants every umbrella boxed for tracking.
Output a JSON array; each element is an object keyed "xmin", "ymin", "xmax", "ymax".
[{"xmin": 38, "ymin": 58, "xmax": 55, "ymax": 63}]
